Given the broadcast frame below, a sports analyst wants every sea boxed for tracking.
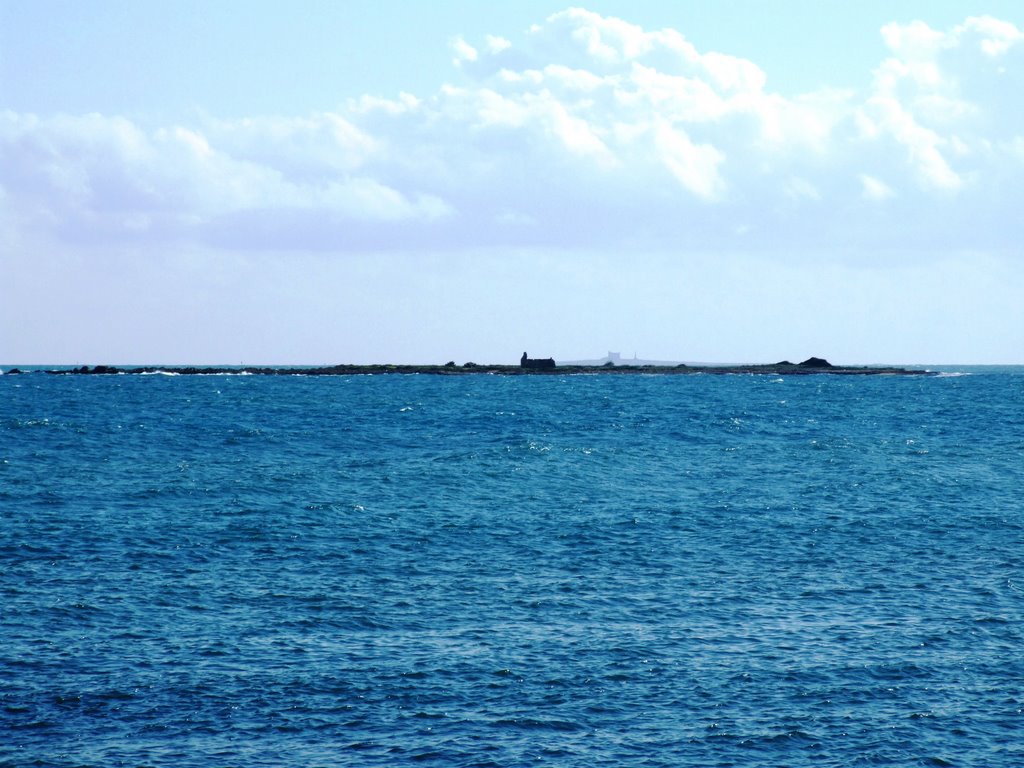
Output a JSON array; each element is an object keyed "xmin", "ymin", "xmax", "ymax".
[{"xmin": 1, "ymin": 367, "xmax": 1022, "ymax": 767}]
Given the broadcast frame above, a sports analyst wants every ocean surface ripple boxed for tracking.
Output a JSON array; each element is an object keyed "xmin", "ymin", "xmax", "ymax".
[{"xmin": 2, "ymin": 371, "xmax": 1023, "ymax": 766}]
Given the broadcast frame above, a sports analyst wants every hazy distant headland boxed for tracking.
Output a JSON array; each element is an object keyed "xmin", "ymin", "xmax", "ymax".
[{"xmin": 8, "ymin": 355, "xmax": 935, "ymax": 376}]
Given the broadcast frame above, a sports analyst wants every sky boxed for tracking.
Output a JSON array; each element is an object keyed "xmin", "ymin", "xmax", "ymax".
[{"xmin": 3, "ymin": 1, "xmax": 1024, "ymax": 365}]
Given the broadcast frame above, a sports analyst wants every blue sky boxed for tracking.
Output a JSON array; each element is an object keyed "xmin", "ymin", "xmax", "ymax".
[{"xmin": 3, "ymin": 2, "xmax": 1024, "ymax": 364}]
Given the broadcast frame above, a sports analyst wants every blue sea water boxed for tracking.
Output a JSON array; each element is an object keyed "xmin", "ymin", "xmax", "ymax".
[{"xmin": 1, "ymin": 369, "xmax": 1023, "ymax": 767}]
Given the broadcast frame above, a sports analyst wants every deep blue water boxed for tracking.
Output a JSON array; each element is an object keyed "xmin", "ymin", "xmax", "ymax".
[{"xmin": 2, "ymin": 369, "xmax": 1023, "ymax": 767}]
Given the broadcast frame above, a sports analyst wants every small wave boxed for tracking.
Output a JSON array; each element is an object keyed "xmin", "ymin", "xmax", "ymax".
[
  {"xmin": 865, "ymin": 661, "xmax": 934, "ymax": 681},
  {"xmin": 490, "ymin": 717, "xmax": 583, "ymax": 732},
  {"xmin": 140, "ymin": 370, "xmax": 180, "ymax": 376},
  {"xmin": 19, "ymin": 418, "xmax": 51, "ymax": 427},
  {"xmin": 973, "ymin": 615, "xmax": 1011, "ymax": 624}
]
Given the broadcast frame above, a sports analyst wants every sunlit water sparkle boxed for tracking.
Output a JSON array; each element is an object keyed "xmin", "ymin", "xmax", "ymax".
[{"xmin": 2, "ymin": 370, "xmax": 1023, "ymax": 767}]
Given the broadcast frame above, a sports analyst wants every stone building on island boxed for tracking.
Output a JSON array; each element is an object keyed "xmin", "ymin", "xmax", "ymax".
[{"xmin": 520, "ymin": 352, "xmax": 556, "ymax": 370}]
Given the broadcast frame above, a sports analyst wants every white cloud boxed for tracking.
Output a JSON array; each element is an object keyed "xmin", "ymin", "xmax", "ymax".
[
  {"xmin": 485, "ymin": 35, "xmax": 512, "ymax": 54},
  {"xmin": 545, "ymin": 8, "xmax": 651, "ymax": 63},
  {"xmin": 0, "ymin": 108, "xmax": 450, "ymax": 248},
  {"xmin": 202, "ymin": 114, "xmax": 379, "ymax": 184},
  {"xmin": 652, "ymin": 121, "xmax": 724, "ymax": 200},
  {"xmin": 860, "ymin": 96, "xmax": 963, "ymax": 190},
  {"xmin": 451, "ymin": 37, "xmax": 478, "ymax": 66},
  {"xmin": 958, "ymin": 16, "xmax": 1024, "ymax": 57},
  {"xmin": 700, "ymin": 51, "xmax": 767, "ymax": 93},
  {"xmin": 543, "ymin": 64, "xmax": 607, "ymax": 92},
  {"xmin": 349, "ymin": 92, "xmax": 421, "ymax": 115},
  {"xmin": 316, "ymin": 177, "xmax": 452, "ymax": 221},
  {"xmin": 852, "ymin": 16, "xmax": 1024, "ymax": 194},
  {"xmin": 544, "ymin": 99, "xmax": 614, "ymax": 161},
  {"xmin": 881, "ymin": 20, "xmax": 947, "ymax": 61},
  {"xmin": 1, "ymin": 11, "xmax": 1022, "ymax": 254},
  {"xmin": 860, "ymin": 174, "xmax": 895, "ymax": 201}
]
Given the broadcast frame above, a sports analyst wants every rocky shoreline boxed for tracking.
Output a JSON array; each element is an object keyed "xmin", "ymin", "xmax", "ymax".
[{"xmin": 6, "ymin": 358, "xmax": 935, "ymax": 376}]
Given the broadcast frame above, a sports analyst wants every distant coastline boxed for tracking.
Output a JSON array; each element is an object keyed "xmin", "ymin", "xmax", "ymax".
[{"xmin": 5, "ymin": 358, "xmax": 936, "ymax": 377}]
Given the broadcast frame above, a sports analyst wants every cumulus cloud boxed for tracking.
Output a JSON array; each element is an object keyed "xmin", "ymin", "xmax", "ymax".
[
  {"xmin": 652, "ymin": 121, "xmax": 724, "ymax": 200},
  {"xmin": 451, "ymin": 37, "xmax": 478, "ymax": 66},
  {"xmin": 959, "ymin": 15, "xmax": 1024, "ymax": 57},
  {"xmin": 860, "ymin": 174, "xmax": 896, "ymax": 201},
  {"xmin": 2, "ymin": 9, "xmax": 1023, "ymax": 255}
]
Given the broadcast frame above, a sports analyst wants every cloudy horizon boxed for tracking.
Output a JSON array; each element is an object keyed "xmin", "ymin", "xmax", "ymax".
[{"xmin": 3, "ymin": 4, "xmax": 1023, "ymax": 365}]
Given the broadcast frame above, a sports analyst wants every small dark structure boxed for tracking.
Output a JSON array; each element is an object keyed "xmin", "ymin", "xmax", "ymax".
[{"xmin": 521, "ymin": 352, "xmax": 556, "ymax": 370}]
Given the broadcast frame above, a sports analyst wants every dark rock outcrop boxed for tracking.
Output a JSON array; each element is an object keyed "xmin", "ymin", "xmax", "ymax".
[
  {"xmin": 70, "ymin": 365, "xmax": 120, "ymax": 374},
  {"xmin": 798, "ymin": 357, "xmax": 833, "ymax": 368},
  {"xmin": 31, "ymin": 355, "xmax": 933, "ymax": 377}
]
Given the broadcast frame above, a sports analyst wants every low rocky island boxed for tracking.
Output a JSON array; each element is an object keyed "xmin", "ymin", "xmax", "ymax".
[{"xmin": 14, "ymin": 357, "xmax": 936, "ymax": 376}]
